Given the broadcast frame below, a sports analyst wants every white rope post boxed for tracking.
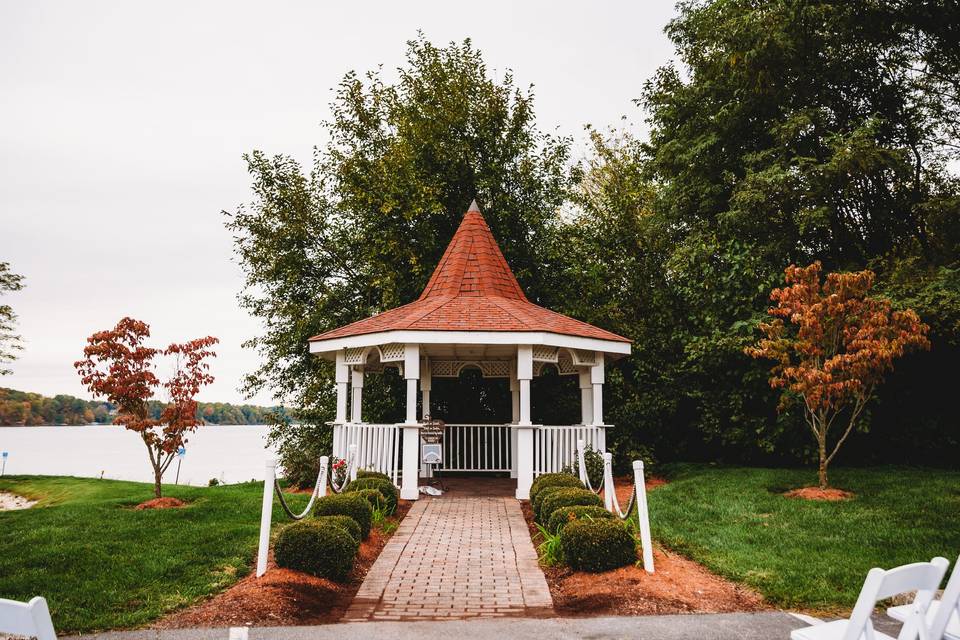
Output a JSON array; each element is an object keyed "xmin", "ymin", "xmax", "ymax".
[
  {"xmin": 602, "ymin": 451, "xmax": 614, "ymax": 512},
  {"xmin": 348, "ymin": 443, "xmax": 358, "ymax": 482},
  {"xmin": 256, "ymin": 459, "xmax": 276, "ymax": 578},
  {"xmin": 317, "ymin": 455, "xmax": 329, "ymax": 498},
  {"xmin": 633, "ymin": 459, "xmax": 654, "ymax": 573},
  {"xmin": 576, "ymin": 439, "xmax": 588, "ymax": 486}
]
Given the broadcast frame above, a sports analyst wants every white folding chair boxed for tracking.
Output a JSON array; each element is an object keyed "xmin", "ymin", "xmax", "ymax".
[
  {"xmin": 888, "ymin": 554, "xmax": 960, "ymax": 640},
  {"xmin": 0, "ymin": 596, "xmax": 57, "ymax": 640},
  {"xmin": 791, "ymin": 557, "xmax": 949, "ymax": 640}
]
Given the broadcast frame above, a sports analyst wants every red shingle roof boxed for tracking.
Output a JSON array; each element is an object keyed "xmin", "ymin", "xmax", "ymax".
[{"xmin": 309, "ymin": 202, "xmax": 630, "ymax": 344}]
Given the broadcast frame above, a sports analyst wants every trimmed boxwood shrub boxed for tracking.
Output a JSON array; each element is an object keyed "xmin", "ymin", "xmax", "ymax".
[
  {"xmin": 357, "ymin": 470, "xmax": 392, "ymax": 483},
  {"xmin": 537, "ymin": 487, "xmax": 603, "ymax": 523},
  {"xmin": 313, "ymin": 493, "xmax": 373, "ymax": 538},
  {"xmin": 529, "ymin": 473, "xmax": 583, "ymax": 504},
  {"xmin": 560, "ymin": 518, "xmax": 636, "ymax": 572},
  {"xmin": 315, "ymin": 514, "xmax": 362, "ymax": 543},
  {"xmin": 546, "ymin": 505, "xmax": 615, "ymax": 534},
  {"xmin": 531, "ymin": 485, "xmax": 565, "ymax": 518},
  {"xmin": 351, "ymin": 488, "xmax": 388, "ymax": 513},
  {"xmin": 274, "ymin": 520, "xmax": 358, "ymax": 581},
  {"xmin": 346, "ymin": 477, "xmax": 399, "ymax": 512}
]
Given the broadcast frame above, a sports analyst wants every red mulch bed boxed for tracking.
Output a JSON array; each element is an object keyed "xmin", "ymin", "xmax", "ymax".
[
  {"xmin": 134, "ymin": 497, "xmax": 187, "ymax": 510},
  {"xmin": 154, "ymin": 499, "xmax": 411, "ymax": 628},
  {"xmin": 522, "ymin": 476, "xmax": 767, "ymax": 616},
  {"xmin": 784, "ymin": 486, "xmax": 854, "ymax": 501}
]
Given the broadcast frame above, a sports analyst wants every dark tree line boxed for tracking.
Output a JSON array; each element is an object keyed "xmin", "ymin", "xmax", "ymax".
[{"xmin": 0, "ymin": 387, "xmax": 279, "ymax": 427}]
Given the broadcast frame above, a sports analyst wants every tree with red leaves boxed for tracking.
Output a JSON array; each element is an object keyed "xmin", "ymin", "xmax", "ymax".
[
  {"xmin": 746, "ymin": 263, "xmax": 930, "ymax": 489},
  {"xmin": 75, "ymin": 317, "xmax": 218, "ymax": 498}
]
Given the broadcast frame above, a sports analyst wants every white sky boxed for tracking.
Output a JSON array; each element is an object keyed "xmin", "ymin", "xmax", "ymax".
[{"xmin": 0, "ymin": 1, "xmax": 678, "ymax": 405}]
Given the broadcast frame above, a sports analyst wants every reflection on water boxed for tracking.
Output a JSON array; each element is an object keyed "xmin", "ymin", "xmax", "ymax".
[{"xmin": 0, "ymin": 425, "xmax": 276, "ymax": 486}]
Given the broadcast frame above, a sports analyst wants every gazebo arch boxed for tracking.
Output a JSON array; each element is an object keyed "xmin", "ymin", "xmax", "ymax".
[{"xmin": 308, "ymin": 200, "xmax": 631, "ymax": 500}]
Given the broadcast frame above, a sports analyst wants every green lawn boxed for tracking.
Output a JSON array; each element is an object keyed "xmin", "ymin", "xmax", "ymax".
[
  {"xmin": 0, "ymin": 476, "xmax": 309, "ymax": 633},
  {"xmin": 647, "ymin": 465, "xmax": 960, "ymax": 612}
]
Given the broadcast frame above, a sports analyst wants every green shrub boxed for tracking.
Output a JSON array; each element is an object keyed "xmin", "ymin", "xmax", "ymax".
[
  {"xmin": 357, "ymin": 470, "xmax": 392, "ymax": 483},
  {"xmin": 560, "ymin": 518, "xmax": 636, "ymax": 572},
  {"xmin": 346, "ymin": 477, "xmax": 399, "ymax": 512},
  {"xmin": 313, "ymin": 493, "xmax": 373, "ymax": 538},
  {"xmin": 531, "ymin": 485, "xmax": 566, "ymax": 518},
  {"xmin": 351, "ymin": 488, "xmax": 388, "ymax": 512},
  {"xmin": 565, "ymin": 445, "xmax": 604, "ymax": 489},
  {"xmin": 546, "ymin": 505, "xmax": 614, "ymax": 534},
  {"xmin": 537, "ymin": 487, "xmax": 603, "ymax": 523},
  {"xmin": 529, "ymin": 473, "xmax": 583, "ymax": 503},
  {"xmin": 315, "ymin": 515, "xmax": 361, "ymax": 543},
  {"xmin": 274, "ymin": 520, "xmax": 358, "ymax": 581}
]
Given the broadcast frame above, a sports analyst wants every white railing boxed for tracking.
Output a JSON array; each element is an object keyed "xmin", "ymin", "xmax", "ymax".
[
  {"xmin": 533, "ymin": 425, "xmax": 606, "ymax": 477},
  {"xmin": 332, "ymin": 423, "xmax": 401, "ymax": 486},
  {"xmin": 443, "ymin": 424, "xmax": 512, "ymax": 472}
]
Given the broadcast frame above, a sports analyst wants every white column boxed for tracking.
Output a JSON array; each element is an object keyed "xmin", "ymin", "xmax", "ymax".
[
  {"xmin": 591, "ymin": 357, "xmax": 604, "ymax": 428},
  {"xmin": 509, "ymin": 362, "xmax": 519, "ymax": 479},
  {"xmin": 400, "ymin": 344, "xmax": 421, "ymax": 500},
  {"xmin": 579, "ymin": 369, "xmax": 593, "ymax": 425},
  {"xmin": 420, "ymin": 357, "xmax": 431, "ymax": 418},
  {"xmin": 351, "ymin": 367, "xmax": 364, "ymax": 423},
  {"xmin": 335, "ymin": 352, "xmax": 349, "ymax": 424},
  {"xmin": 256, "ymin": 459, "xmax": 276, "ymax": 578},
  {"xmin": 419, "ymin": 357, "xmax": 432, "ymax": 478},
  {"xmin": 515, "ymin": 345, "xmax": 534, "ymax": 499}
]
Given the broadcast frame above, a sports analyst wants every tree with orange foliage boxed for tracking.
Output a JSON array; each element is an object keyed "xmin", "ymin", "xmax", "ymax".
[
  {"xmin": 746, "ymin": 263, "xmax": 930, "ymax": 489},
  {"xmin": 75, "ymin": 318, "xmax": 218, "ymax": 498}
]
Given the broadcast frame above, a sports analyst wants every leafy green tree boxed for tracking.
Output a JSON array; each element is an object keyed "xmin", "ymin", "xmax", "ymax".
[
  {"xmin": 621, "ymin": 0, "xmax": 960, "ymax": 461},
  {"xmin": 0, "ymin": 262, "xmax": 25, "ymax": 375},
  {"xmin": 226, "ymin": 35, "xmax": 573, "ymax": 467}
]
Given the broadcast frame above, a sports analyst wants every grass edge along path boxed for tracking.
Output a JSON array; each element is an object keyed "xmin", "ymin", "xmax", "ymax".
[
  {"xmin": 647, "ymin": 464, "xmax": 960, "ymax": 613},
  {"xmin": 0, "ymin": 475, "xmax": 311, "ymax": 633}
]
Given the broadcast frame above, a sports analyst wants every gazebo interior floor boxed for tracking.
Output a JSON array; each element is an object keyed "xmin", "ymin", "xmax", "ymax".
[{"xmin": 419, "ymin": 474, "xmax": 516, "ymax": 498}]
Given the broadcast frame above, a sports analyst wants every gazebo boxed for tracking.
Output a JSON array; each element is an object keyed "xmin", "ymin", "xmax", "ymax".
[{"xmin": 308, "ymin": 201, "xmax": 630, "ymax": 500}]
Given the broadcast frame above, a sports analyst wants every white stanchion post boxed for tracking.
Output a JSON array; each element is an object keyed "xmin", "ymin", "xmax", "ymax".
[
  {"xmin": 602, "ymin": 451, "xmax": 614, "ymax": 512},
  {"xmin": 576, "ymin": 438, "xmax": 588, "ymax": 486},
  {"xmin": 633, "ymin": 460, "xmax": 654, "ymax": 573},
  {"xmin": 256, "ymin": 459, "xmax": 276, "ymax": 578},
  {"xmin": 348, "ymin": 443, "xmax": 358, "ymax": 482},
  {"xmin": 317, "ymin": 455, "xmax": 329, "ymax": 498}
]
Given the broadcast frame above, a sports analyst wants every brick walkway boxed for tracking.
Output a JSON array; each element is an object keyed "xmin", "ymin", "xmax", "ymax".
[{"xmin": 344, "ymin": 497, "xmax": 554, "ymax": 621}]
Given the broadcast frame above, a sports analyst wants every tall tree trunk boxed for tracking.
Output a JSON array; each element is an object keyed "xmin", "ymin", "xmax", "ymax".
[
  {"xmin": 818, "ymin": 436, "xmax": 828, "ymax": 490},
  {"xmin": 154, "ymin": 472, "xmax": 162, "ymax": 499}
]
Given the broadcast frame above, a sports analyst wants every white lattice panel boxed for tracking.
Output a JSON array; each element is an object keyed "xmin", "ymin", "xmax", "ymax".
[
  {"xmin": 571, "ymin": 349, "xmax": 597, "ymax": 366},
  {"xmin": 343, "ymin": 348, "xmax": 365, "ymax": 365},
  {"xmin": 377, "ymin": 343, "xmax": 405, "ymax": 362},
  {"xmin": 429, "ymin": 360, "xmax": 511, "ymax": 378},
  {"xmin": 532, "ymin": 345, "xmax": 558, "ymax": 362},
  {"xmin": 557, "ymin": 350, "xmax": 578, "ymax": 374}
]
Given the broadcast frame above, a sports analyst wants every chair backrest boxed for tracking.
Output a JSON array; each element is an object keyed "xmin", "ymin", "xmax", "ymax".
[
  {"xmin": 844, "ymin": 557, "xmax": 949, "ymax": 640},
  {"xmin": 0, "ymin": 596, "xmax": 57, "ymax": 640},
  {"xmin": 930, "ymin": 554, "xmax": 960, "ymax": 640}
]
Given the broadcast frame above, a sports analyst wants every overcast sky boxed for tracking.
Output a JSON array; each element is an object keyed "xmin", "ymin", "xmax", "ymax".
[{"xmin": 0, "ymin": 1, "xmax": 678, "ymax": 406}]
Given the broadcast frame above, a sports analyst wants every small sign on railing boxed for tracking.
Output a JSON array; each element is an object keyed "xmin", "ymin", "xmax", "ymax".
[{"xmin": 421, "ymin": 416, "xmax": 444, "ymax": 464}]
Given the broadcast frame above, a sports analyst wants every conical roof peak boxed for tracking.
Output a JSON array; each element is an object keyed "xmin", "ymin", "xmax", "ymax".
[{"xmin": 418, "ymin": 203, "xmax": 528, "ymax": 301}]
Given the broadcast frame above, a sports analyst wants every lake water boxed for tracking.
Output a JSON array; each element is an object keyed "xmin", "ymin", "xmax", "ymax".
[{"xmin": 0, "ymin": 425, "xmax": 276, "ymax": 486}]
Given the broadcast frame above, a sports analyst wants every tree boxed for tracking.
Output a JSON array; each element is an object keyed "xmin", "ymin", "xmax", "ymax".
[
  {"xmin": 226, "ymin": 35, "xmax": 572, "ymax": 469},
  {"xmin": 75, "ymin": 318, "xmax": 218, "ymax": 498},
  {"xmin": 746, "ymin": 263, "xmax": 929, "ymax": 489},
  {"xmin": 0, "ymin": 261, "xmax": 25, "ymax": 375}
]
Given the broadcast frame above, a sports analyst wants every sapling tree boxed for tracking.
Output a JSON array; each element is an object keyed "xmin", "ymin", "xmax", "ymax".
[
  {"xmin": 746, "ymin": 263, "xmax": 930, "ymax": 489},
  {"xmin": 75, "ymin": 317, "xmax": 218, "ymax": 498}
]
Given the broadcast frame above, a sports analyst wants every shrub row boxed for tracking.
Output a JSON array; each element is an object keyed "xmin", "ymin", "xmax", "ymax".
[{"xmin": 275, "ymin": 477, "xmax": 405, "ymax": 582}]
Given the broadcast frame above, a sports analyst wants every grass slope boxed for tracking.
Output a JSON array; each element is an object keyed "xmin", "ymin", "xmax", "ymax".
[
  {"xmin": 647, "ymin": 465, "xmax": 960, "ymax": 611},
  {"xmin": 0, "ymin": 476, "xmax": 308, "ymax": 632}
]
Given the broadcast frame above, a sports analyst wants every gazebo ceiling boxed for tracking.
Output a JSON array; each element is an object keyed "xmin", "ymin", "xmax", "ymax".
[{"xmin": 309, "ymin": 201, "xmax": 630, "ymax": 357}]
